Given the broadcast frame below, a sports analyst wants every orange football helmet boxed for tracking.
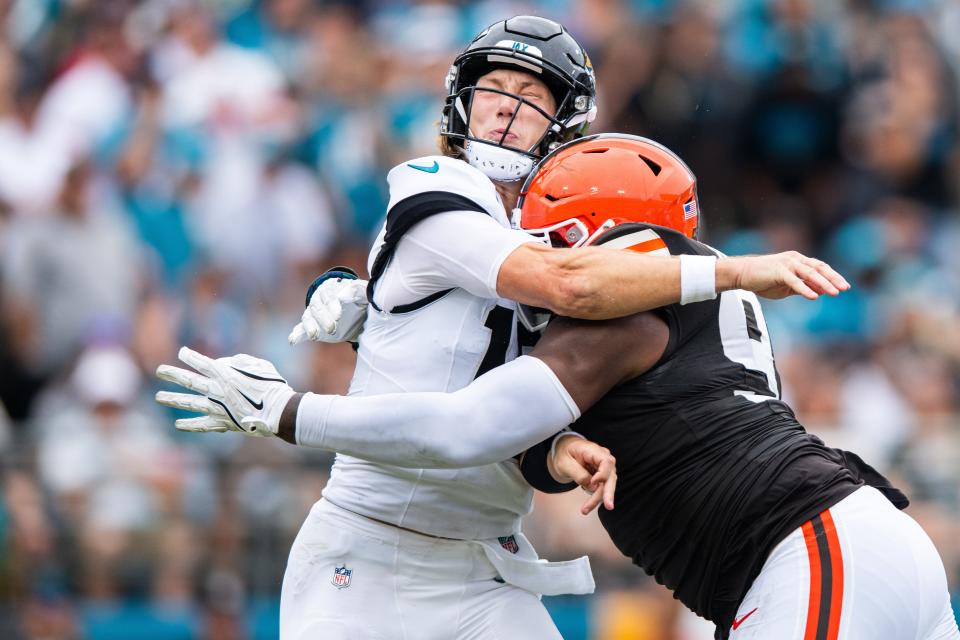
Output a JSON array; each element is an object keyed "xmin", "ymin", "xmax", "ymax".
[{"xmin": 514, "ymin": 133, "xmax": 700, "ymax": 249}]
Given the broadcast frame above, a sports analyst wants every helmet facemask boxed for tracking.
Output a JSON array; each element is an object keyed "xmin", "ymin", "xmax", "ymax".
[
  {"xmin": 449, "ymin": 84, "xmax": 565, "ymax": 181},
  {"xmin": 440, "ymin": 17, "xmax": 597, "ymax": 182},
  {"xmin": 512, "ymin": 209, "xmax": 621, "ymax": 249}
]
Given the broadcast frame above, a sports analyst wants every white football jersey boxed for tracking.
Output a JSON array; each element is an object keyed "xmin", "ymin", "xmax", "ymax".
[{"xmin": 320, "ymin": 155, "xmax": 540, "ymax": 539}]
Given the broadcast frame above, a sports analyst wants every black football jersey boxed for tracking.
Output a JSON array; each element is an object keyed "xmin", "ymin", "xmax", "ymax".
[{"xmin": 520, "ymin": 223, "xmax": 908, "ymax": 639}]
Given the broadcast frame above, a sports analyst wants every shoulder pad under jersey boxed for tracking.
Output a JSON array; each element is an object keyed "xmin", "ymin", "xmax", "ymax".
[{"xmin": 386, "ymin": 155, "xmax": 508, "ymax": 227}]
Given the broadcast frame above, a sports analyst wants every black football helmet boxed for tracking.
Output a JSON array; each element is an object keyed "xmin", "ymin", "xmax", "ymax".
[{"xmin": 440, "ymin": 16, "xmax": 597, "ymax": 177}]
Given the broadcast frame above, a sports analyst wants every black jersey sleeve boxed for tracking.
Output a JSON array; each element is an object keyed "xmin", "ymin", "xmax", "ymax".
[{"xmin": 520, "ymin": 435, "xmax": 578, "ymax": 493}]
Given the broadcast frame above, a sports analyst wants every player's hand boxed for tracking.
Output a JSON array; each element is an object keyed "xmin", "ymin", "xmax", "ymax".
[
  {"xmin": 719, "ymin": 251, "xmax": 851, "ymax": 300},
  {"xmin": 548, "ymin": 433, "xmax": 616, "ymax": 515},
  {"xmin": 155, "ymin": 347, "xmax": 295, "ymax": 437},
  {"xmin": 288, "ymin": 267, "xmax": 369, "ymax": 345}
]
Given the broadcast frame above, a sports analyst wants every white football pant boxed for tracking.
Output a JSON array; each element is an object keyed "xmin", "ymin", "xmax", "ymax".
[
  {"xmin": 729, "ymin": 486, "xmax": 959, "ymax": 639},
  {"xmin": 279, "ymin": 499, "xmax": 564, "ymax": 640}
]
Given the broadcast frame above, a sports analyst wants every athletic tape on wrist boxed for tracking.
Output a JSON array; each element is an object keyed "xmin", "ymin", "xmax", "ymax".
[{"xmin": 680, "ymin": 255, "xmax": 717, "ymax": 305}]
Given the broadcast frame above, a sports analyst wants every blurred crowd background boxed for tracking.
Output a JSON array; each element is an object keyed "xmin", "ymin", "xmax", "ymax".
[{"xmin": 0, "ymin": 0, "xmax": 958, "ymax": 638}]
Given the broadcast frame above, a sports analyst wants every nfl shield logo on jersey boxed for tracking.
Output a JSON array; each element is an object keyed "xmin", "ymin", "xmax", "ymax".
[
  {"xmin": 331, "ymin": 565, "xmax": 353, "ymax": 589},
  {"xmin": 498, "ymin": 535, "xmax": 519, "ymax": 554}
]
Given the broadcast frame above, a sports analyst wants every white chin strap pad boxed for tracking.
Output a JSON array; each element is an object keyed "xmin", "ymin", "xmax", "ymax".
[{"xmin": 465, "ymin": 139, "xmax": 535, "ymax": 182}]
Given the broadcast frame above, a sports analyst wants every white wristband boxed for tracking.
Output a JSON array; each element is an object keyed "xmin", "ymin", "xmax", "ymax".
[{"xmin": 680, "ymin": 254, "xmax": 717, "ymax": 305}]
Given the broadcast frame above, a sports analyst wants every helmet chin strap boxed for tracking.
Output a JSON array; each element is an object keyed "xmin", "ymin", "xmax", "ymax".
[{"xmin": 464, "ymin": 139, "xmax": 535, "ymax": 182}]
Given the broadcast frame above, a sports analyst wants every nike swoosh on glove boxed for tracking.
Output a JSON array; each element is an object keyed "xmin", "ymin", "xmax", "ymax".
[
  {"xmin": 288, "ymin": 269, "xmax": 369, "ymax": 345},
  {"xmin": 155, "ymin": 347, "xmax": 295, "ymax": 437}
]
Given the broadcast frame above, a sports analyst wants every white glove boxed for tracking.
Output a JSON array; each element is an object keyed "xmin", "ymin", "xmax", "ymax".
[
  {"xmin": 155, "ymin": 347, "xmax": 295, "ymax": 437},
  {"xmin": 288, "ymin": 276, "xmax": 369, "ymax": 345}
]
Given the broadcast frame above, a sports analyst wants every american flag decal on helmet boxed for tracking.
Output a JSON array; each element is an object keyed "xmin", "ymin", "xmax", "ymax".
[
  {"xmin": 683, "ymin": 199, "xmax": 698, "ymax": 220},
  {"xmin": 332, "ymin": 565, "xmax": 353, "ymax": 589}
]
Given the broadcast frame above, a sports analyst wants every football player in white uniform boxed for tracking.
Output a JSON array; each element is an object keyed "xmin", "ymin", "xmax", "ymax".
[{"xmin": 157, "ymin": 16, "xmax": 850, "ymax": 640}]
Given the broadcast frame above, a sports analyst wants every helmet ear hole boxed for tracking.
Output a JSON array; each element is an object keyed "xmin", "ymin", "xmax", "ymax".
[{"xmin": 639, "ymin": 154, "xmax": 661, "ymax": 176}]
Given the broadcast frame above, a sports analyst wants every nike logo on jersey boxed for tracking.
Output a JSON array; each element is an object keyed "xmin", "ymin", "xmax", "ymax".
[
  {"xmin": 407, "ymin": 160, "xmax": 439, "ymax": 173},
  {"xmin": 731, "ymin": 607, "xmax": 758, "ymax": 630},
  {"xmin": 238, "ymin": 390, "xmax": 264, "ymax": 411}
]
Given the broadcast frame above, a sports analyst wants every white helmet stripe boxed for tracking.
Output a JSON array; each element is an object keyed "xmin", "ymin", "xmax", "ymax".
[
  {"xmin": 598, "ymin": 229, "xmax": 663, "ymax": 250},
  {"xmin": 485, "ymin": 54, "xmax": 543, "ymax": 74}
]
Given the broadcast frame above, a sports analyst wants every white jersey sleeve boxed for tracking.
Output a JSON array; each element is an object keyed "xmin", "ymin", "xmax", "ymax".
[
  {"xmin": 368, "ymin": 155, "xmax": 537, "ymax": 311},
  {"xmin": 373, "ymin": 211, "xmax": 535, "ymax": 310},
  {"xmin": 295, "ymin": 355, "xmax": 580, "ymax": 467}
]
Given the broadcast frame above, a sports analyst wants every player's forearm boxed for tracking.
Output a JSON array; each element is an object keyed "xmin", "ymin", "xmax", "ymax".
[
  {"xmin": 285, "ymin": 356, "xmax": 580, "ymax": 467},
  {"xmin": 554, "ymin": 248, "xmax": 683, "ymax": 318},
  {"xmin": 498, "ymin": 244, "xmax": 721, "ymax": 320}
]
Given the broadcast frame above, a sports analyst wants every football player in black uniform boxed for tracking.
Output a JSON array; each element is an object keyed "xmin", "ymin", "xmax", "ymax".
[{"xmin": 510, "ymin": 134, "xmax": 959, "ymax": 640}]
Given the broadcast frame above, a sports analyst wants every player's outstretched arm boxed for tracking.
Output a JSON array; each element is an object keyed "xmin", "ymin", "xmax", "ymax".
[
  {"xmin": 497, "ymin": 243, "xmax": 850, "ymax": 320},
  {"xmin": 158, "ymin": 309, "xmax": 669, "ymax": 479},
  {"xmin": 156, "ymin": 316, "xmax": 652, "ymax": 472},
  {"xmin": 156, "ymin": 313, "xmax": 658, "ymax": 504},
  {"xmin": 155, "ymin": 345, "xmax": 618, "ymax": 508},
  {"xmin": 290, "ymin": 310, "xmax": 666, "ymax": 471},
  {"xmin": 286, "ymin": 355, "xmax": 580, "ymax": 467},
  {"xmin": 156, "ymin": 346, "xmax": 583, "ymax": 468}
]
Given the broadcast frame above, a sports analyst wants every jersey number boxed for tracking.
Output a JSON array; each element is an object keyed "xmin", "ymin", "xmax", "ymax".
[{"xmin": 717, "ymin": 291, "xmax": 780, "ymax": 401}]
